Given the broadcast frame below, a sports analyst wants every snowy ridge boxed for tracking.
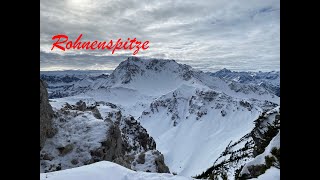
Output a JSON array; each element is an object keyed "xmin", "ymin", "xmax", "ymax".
[{"xmin": 40, "ymin": 161, "xmax": 192, "ymax": 180}]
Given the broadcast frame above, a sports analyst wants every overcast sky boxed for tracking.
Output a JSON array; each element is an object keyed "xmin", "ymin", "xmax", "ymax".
[{"xmin": 40, "ymin": 0, "xmax": 280, "ymax": 72}]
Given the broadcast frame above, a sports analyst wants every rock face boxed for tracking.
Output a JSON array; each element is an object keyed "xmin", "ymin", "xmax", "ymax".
[
  {"xmin": 89, "ymin": 110, "xmax": 169, "ymax": 173},
  {"xmin": 40, "ymin": 100, "xmax": 170, "ymax": 173},
  {"xmin": 154, "ymin": 152, "xmax": 170, "ymax": 173},
  {"xmin": 98, "ymin": 124, "xmax": 125, "ymax": 162},
  {"xmin": 40, "ymin": 79, "xmax": 54, "ymax": 150}
]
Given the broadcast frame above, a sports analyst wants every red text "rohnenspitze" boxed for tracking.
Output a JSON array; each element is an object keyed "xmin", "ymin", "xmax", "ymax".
[{"xmin": 51, "ymin": 34, "xmax": 150, "ymax": 55}]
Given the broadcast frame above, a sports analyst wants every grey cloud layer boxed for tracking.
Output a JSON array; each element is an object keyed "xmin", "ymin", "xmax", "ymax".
[{"xmin": 40, "ymin": 0, "xmax": 280, "ymax": 72}]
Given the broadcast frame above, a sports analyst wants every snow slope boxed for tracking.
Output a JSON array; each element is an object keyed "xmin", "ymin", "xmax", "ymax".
[
  {"xmin": 194, "ymin": 106, "xmax": 280, "ymax": 179},
  {"xmin": 40, "ymin": 161, "xmax": 192, "ymax": 180},
  {"xmin": 139, "ymin": 85, "xmax": 277, "ymax": 176}
]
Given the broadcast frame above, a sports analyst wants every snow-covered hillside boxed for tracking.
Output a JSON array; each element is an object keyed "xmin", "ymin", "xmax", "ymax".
[
  {"xmin": 139, "ymin": 85, "xmax": 277, "ymax": 176},
  {"xmin": 40, "ymin": 161, "xmax": 192, "ymax": 180},
  {"xmin": 194, "ymin": 107, "xmax": 280, "ymax": 179},
  {"xmin": 40, "ymin": 57, "xmax": 280, "ymax": 179}
]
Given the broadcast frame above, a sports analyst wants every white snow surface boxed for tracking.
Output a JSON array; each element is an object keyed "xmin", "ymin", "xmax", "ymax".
[{"xmin": 40, "ymin": 161, "xmax": 192, "ymax": 180}]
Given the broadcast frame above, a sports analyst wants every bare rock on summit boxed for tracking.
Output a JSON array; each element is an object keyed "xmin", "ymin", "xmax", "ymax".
[{"xmin": 40, "ymin": 79, "xmax": 55, "ymax": 150}]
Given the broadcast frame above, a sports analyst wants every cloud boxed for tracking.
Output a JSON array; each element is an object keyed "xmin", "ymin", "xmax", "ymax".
[
  {"xmin": 40, "ymin": 51, "xmax": 127, "ymax": 71},
  {"xmin": 40, "ymin": 0, "xmax": 280, "ymax": 72}
]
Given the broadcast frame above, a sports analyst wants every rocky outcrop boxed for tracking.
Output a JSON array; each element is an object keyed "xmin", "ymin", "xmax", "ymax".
[
  {"xmin": 40, "ymin": 79, "xmax": 55, "ymax": 150},
  {"xmin": 62, "ymin": 101, "xmax": 102, "ymax": 119},
  {"xmin": 90, "ymin": 111, "xmax": 168, "ymax": 173},
  {"xmin": 93, "ymin": 124, "xmax": 125, "ymax": 162},
  {"xmin": 40, "ymin": 101, "xmax": 170, "ymax": 173}
]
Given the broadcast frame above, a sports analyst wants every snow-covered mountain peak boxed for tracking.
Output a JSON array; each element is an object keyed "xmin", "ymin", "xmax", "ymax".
[
  {"xmin": 123, "ymin": 56, "xmax": 191, "ymax": 70},
  {"xmin": 111, "ymin": 57, "xmax": 193, "ymax": 82},
  {"xmin": 105, "ymin": 57, "xmax": 198, "ymax": 96},
  {"xmin": 105, "ymin": 58, "xmax": 279, "ymax": 103}
]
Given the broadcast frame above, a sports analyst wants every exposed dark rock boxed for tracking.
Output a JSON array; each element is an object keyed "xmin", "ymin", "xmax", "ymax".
[
  {"xmin": 113, "ymin": 156, "xmax": 132, "ymax": 169},
  {"xmin": 155, "ymin": 153, "xmax": 170, "ymax": 173},
  {"xmin": 41, "ymin": 153, "xmax": 54, "ymax": 161},
  {"xmin": 90, "ymin": 147, "xmax": 105, "ymax": 161},
  {"xmin": 121, "ymin": 116, "xmax": 156, "ymax": 151},
  {"xmin": 221, "ymin": 110, "xmax": 227, "ymax": 117},
  {"xmin": 239, "ymin": 100, "xmax": 252, "ymax": 111},
  {"xmin": 43, "ymin": 163, "xmax": 62, "ymax": 173},
  {"xmin": 136, "ymin": 152, "xmax": 146, "ymax": 164},
  {"xmin": 57, "ymin": 144, "xmax": 74, "ymax": 156},
  {"xmin": 91, "ymin": 107, "xmax": 103, "ymax": 119},
  {"xmin": 246, "ymin": 164, "xmax": 268, "ymax": 178},
  {"xmin": 40, "ymin": 79, "xmax": 55, "ymax": 150},
  {"xmin": 75, "ymin": 100, "xmax": 86, "ymax": 111},
  {"xmin": 71, "ymin": 159, "xmax": 79, "ymax": 165},
  {"xmin": 103, "ymin": 124, "xmax": 125, "ymax": 161}
]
